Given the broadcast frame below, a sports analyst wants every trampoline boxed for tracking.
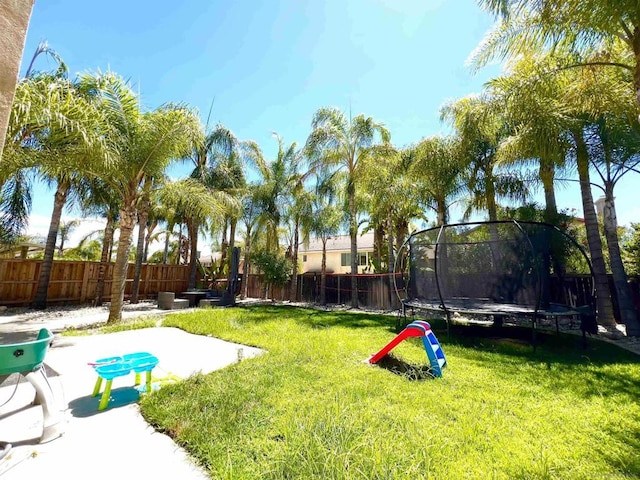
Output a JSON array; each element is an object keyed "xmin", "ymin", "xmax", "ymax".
[{"xmin": 394, "ymin": 220, "xmax": 597, "ymax": 345}]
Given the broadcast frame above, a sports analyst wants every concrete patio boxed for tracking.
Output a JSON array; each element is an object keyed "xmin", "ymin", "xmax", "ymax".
[{"xmin": 0, "ymin": 306, "xmax": 263, "ymax": 479}]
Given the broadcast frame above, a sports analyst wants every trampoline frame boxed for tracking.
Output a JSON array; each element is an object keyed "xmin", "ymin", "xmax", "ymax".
[{"xmin": 394, "ymin": 220, "xmax": 597, "ymax": 346}]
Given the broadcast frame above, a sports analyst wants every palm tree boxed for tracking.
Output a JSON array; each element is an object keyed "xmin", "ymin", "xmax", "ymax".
[
  {"xmin": 79, "ymin": 72, "xmax": 199, "ymax": 324},
  {"xmin": 247, "ymin": 134, "xmax": 302, "ymax": 254},
  {"xmin": 57, "ymin": 219, "xmax": 81, "ymax": 257},
  {"xmin": 440, "ymin": 95, "xmax": 528, "ymax": 228},
  {"xmin": 3, "ymin": 67, "xmax": 107, "ymax": 245},
  {"xmin": 130, "ymin": 177, "xmax": 155, "ymax": 303},
  {"xmin": 193, "ymin": 125, "xmax": 246, "ymax": 280},
  {"xmin": 305, "ymin": 107, "xmax": 391, "ymax": 308},
  {"xmin": 26, "ymin": 76, "xmax": 108, "ymax": 309},
  {"xmin": 239, "ymin": 185, "xmax": 262, "ymax": 299},
  {"xmin": 287, "ymin": 186, "xmax": 314, "ymax": 301},
  {"xmin": 160, "ymin": 178, "xmax": 232, "ymax": 289},
  {"xmin": 473, "ymin": 1, "xmax": 640, "ymax": 111},
  {"xmin": 79, "ymin": 178, "xmax": 121, "ymax": 306},
  {"xmin": 406, "ymin": 135, "xmax": 465, "ymax": 225},
  {"xmin": 486, "ymin": 54, "xmax": 572, "ymax": 224},
  {"xmin": 309, "ymin": 173, "xmax": 345, "ymax": 306},
  {"xmin": 585, "ymin": 115, "xmax": 640, "ymax": 332}
]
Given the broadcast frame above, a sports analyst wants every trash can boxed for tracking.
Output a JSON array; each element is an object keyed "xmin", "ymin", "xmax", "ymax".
[{"xmin": 157, "ymin": 292, "xmax": 175, "ymax": 310}]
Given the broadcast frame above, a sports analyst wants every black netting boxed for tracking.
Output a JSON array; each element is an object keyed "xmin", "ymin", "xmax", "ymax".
[{"xmin": 398, "ymin": 221, "xmax": 594, "ymax": 316}]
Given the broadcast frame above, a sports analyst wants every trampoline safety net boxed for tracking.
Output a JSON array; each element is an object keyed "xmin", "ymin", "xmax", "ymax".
[{"xmin": 397, "ymin": 221, "xmax": 595, "ymax": 320}]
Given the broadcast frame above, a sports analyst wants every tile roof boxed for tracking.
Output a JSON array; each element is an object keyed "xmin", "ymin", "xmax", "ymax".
[{"xmin": 299, "ymin": 232, "xmax": 375, "ymax": 253}]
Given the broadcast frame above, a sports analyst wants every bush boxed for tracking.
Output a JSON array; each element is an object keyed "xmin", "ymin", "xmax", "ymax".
[{"xmin": 252, "ymin": 250, "xmax": 292, "ymax": 298}]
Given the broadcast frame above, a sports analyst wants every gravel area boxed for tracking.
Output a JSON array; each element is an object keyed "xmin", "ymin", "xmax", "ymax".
[{"xmin": 1, "ymin": 299, "xmax": 639, "ymax": 356}]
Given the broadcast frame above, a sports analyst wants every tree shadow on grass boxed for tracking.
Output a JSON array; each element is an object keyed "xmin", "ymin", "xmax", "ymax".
[
  {"xmin": 373, "ymin": 353, "xmax": 438, "ymax": 381},
  {"xmin": 236, "ymin": 304, "xmax": 398, "ymax": 332},
  {"xmin": 437, "ymin": 321, "xmax": 640, "ymax": 400}
]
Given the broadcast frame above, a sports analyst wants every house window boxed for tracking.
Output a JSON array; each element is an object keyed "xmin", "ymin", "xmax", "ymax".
[
  {"xmin": 341, "ymin": 252, "xmax": 368, "ymax": 267},
  {"xmin": 303, "ymin": 255, "xmax": 307, "ymax": 262}
]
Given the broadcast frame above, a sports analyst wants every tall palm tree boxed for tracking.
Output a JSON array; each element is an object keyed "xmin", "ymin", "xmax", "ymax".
[
  {"xmin": 79, "ymin": 72, "xmax": 199, "ymax": 324},
  {"xmin": 440, "ymin": 95, "xmax": 528, "ymax": 228},
  {"xmin": 194, "ymin": 125, "xmax": 246, "ymax": 280},
  {"xmin": 26, "ymin": 74, "xmax": 108, "ymax": 309},
  {"xmin": 79, "ymin": 178, "xmax": 121, "ymax": 306},
  {"xmin": 247, "ymin": 134, "xmax": 302, "ymax": 254},
  {"xmin": 305, "ymin": 107, "xmax": 391, "ymax": 308},
  {"xmin": 239, "ymin": 185, "xmax": 262, "ymax": 299},
  {"xmin": 3, "ymin": 68, "xmax": 106, "ymax": 245},
  {"xmin": 406, "ymin": 135, "xmax": 465, "ymax": 226},
  {"xmin": 559, "ymin": 60, "xmax": 635, "ymax": 329},
  {"xmin": 287, "ymin": 186, "xmax": 313, "ymax": 301},
  {"xmin": 160, "ymin": 178, "xmax": 233, "ymax": 289},
  {"xmin": 486, "ymin": 54, "xmax": 572, "ymax": 224},
  {"xmin": 309, "ymin": 179, "xmax": 344, "ymax": 306},
  {"xmin": 585, "ymin": 115, "xmax": 640, "ymax": 332}
]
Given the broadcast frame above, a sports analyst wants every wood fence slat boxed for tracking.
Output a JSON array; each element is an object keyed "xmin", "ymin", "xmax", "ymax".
[{"xmin": 0, "ymin": 259, "xmax": 191, "ymax": 307}]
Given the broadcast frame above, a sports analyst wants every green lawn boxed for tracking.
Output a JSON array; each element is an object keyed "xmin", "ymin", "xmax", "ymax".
[{"xmin": 138, "ymin": 305, "xmax": 640, "ymax": 479}]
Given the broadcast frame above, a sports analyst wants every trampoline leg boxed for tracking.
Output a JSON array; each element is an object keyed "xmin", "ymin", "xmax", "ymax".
[
  {"xmin": 25, "ymin": 369, "xmax": 64, "ymax": 443},
  {"xmin": 445, "ymin": 312, "xmax": 451, "ymax": 337}
]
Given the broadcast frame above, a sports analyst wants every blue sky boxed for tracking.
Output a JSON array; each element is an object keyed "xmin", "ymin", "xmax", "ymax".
[{"xmin": 20, "ymin": 0, "xmax": 639, "ymax": 251}]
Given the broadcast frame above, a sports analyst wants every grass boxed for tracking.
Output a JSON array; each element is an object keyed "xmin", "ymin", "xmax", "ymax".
[
  {"xmin": 136, "ymin": 305, "xmax": 640, "ymax": 479},
  {"xmin": 61, "ymin": 316, "xmax": 160, "ymax": 336}
]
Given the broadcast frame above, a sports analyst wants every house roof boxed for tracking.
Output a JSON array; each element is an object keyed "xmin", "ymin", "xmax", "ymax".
[
  {"xmin": 0, "ymin": 242, "xmax": 46, "ymax": 258},
  {"xmin": 299, "ymin": 232, "xmax": 375, "ymax": 253}
]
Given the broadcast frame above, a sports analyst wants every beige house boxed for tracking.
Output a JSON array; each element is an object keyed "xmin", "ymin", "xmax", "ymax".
[{"xmin": 299, "ymin": 232, "xmax": 375, "ymax": 274}]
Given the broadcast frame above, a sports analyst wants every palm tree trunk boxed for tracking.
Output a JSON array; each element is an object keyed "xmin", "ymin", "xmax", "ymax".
[
  {"xmin": 603, "ymin": 183, "xmax": 640, "ymax": 335},
  {"xmin": 349, "ymin": 189, "xmax": 359, "ymax": 308},
  {"xmin": 321, "ymin": 238, "xmax": 328, "ymax": 306},
  {"xmin": 143, "ymin": 220, "xmax": 157, "ymax": 262},
  {"xmin": 437, "ymin": 200, "xmax": 447, "ymax": 226},
  {"xmin": 218, "ymin": 218, "xmax": 229, "ymax": 277},
  {"xmin": 228, "ymin": 218, "xmax": 237, "ymax": 282},
  {"xmin": 131, "ymin": 197, "xmax": 149, "ymax": 304},
  {"xmin": 574, "ymin": 130, "xmax": 615, "ymax": 326},
  {"xmin": 163, "ymin": 221, "xmax": 173, "ymax": 264},
  {"xmin": 242, "ymin": 228, "xmax": 251, "ymax": 300},
  {"xmin": 289, "ymin": 218, "xmax": 300, "ymax": 301},
  {"xmin": 95, "ymin": 215, "xmax": 115, "ymax": 306},
  {"xmin": 539, "ymin": 159, "xmax": 558, "ymax": 224},
  {"xmin": 387, "ymin": 216, "xmax": 395, "ymax": 309},
  {"xmin": 31, "ymin": 181, "xmax": 70, "ymax": 309},
  {"xmin": 374, "ymin": 225, "xmax": 384, "ymax": 271},
  {"xmin": 187, "ymin": 219, "xmax": 199, "ymax": 289},
  {"xmin": 485, "ymin": 172, "xmax": 501, "ymax": 262},
  {"xmin": 108, "ymin": 203, "xmax": 136, "ymax": 324}
]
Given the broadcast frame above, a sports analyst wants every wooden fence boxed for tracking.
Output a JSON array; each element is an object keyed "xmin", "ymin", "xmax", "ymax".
[
  {"xmin": 2, "ymin": 259, "xmax": 639, "ymax": 317},
  {"xmin": 243, "ymin": 273, "xmax": 404, "ymax": 311},
  {"xmin": 244, "ymin": 272, "xmax": 640, "ymax": 319},
  {"xmin": 0, "ymin": 259, "xmax": 190, "ymax": 306}
]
